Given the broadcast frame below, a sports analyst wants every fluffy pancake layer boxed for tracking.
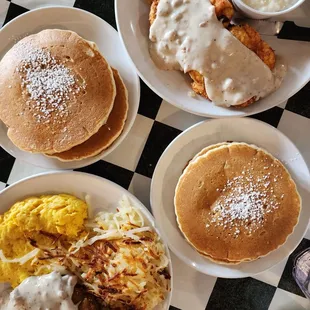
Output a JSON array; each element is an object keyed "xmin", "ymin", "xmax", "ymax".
[
  {"xmin": 175, "ymin": 142, "xmax": 301, "ymax": 264},
  {"xmin": 48, "ymin": 68, "xmax": 128, "ymax": 161},
  {"xmin": 0, "ymin": 29, "xmax": 116, "ymax": 154}
]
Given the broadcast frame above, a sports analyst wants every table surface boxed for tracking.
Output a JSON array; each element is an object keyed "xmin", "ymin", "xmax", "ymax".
[{"xmin": 0, "ymin": 0, "xmax": 310, "ymax": 309}]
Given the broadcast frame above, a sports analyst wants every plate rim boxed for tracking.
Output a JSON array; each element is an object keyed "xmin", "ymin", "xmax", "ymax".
[
  {"xmin": 150, "ymin": 117, "xmax": 310, "ymax": 278},
  {"xmin": 115, "ymin": 0, "xmax": 310, "ymax": 118},
  {"xmin": 0, "ymin": 5, "xmax": 140, "ymax": 170},
  {"xmin": 0, "ymin": 170, "xmax": 173, "ymax": 308}
]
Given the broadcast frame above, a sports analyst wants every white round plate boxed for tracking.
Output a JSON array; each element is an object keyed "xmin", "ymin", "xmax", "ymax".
[
  {"xmin": 150, "ymin": 118, "xmax": 310, "ymax": 278},
  {"xmin": 0, "ymin": 171, "xmax": 172, "ymax": 309},
  {"xmin": 0, "ymin": 6, "xmax": 140, "ymax": 169},
  {"xmin": 115, "ymin": 0, "xmax": 310, "ymax": 118}
]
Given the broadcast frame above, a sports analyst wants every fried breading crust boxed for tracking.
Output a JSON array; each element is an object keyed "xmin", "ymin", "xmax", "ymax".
[
  {"xmin": 229, "ymin": 24, "xmax": 275, "ymax": 71},
  {"xmin": 149, "ymin": 0, "xmax": 159, "ymax": 25},
  {"xmin": 149, "ymin": 0, "xmax": 233, "ymax": 26},
  {"xmin": 190, "ymin": 24, "xmax": 276, "ymax": 107},
  {"xmin": 210, "ymin": 0, "xmax": 234, "ymax": 26},
  {"xmin": 149, "ymin": 0, "xmax": 276, "ymax": 108},
  {"xmin": 189, "ymin": 70, "xmax": 210, "ymax": 99}
]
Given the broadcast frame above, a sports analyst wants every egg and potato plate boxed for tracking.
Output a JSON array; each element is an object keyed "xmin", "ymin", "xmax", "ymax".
[{"xmin": 0, "ymin": 193, "xmax": 171, "ymax": 310}]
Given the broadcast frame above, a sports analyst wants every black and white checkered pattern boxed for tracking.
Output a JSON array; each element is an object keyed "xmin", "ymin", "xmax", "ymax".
[{"xmin": 0, "ymin": 1, "xmax": 310, "ymax": 309}]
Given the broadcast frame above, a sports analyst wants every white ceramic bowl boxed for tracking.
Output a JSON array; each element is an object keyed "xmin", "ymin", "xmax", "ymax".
[
  {"xmin": 232, "ymin": 0, "xmax": 306, "ymax": 19},
  {"xmin": 0, "ymin": 171, "xmax": 172, "ymax": 309},
  {"xmin": 151, "ymin": 118, "xmax": 310, "ymax": 278},
  {"xmin": 115, "ymin": 0, "xmax": 310, "ymax": 118},
  {"xmin": 0, "ymin": 7, "xmax": 140, "ymax": 170}
]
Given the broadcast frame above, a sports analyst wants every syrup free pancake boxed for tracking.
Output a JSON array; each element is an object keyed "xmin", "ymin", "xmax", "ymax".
[
  {"xmin": 48, "ymin": 68, "xmax": 128, "ymax": 161},
  {"xmin": 175, "ymin": 143, "xmax": 301, "ymax": 263},
  {"xmin": 0, "ymin": 29, "xmax": 116, "ymax": 154}
]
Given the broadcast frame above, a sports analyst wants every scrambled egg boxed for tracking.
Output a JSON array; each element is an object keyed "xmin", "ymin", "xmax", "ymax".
[{"xmin": 0, "ymin": 194, "xmax": 87, "ymax": 287}]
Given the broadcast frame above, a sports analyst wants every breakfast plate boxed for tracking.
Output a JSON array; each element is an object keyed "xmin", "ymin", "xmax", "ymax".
[
  {"xmin": 0, "ymin": 171, "xmax": 172, "ymax": 309},
  {"xmin": 0, "ymin": 6, "xmax": 140, "ymax": 169},
  {"xmin": 115, "ymin": 0, "xmax": 310, "ymax": 118},
  {"xmin": 150, "ymin": 118, "xmax": 310, "ymax": 278}
]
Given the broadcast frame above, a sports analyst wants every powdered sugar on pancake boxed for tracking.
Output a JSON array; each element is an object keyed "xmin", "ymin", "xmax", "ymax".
[
  {"xmin": 17, "ymin": 46, "xmax": 85, "ymax": 123},
  {"xmin": 210, "ymin": 166, "xmax": 282, "ymax": 237}
]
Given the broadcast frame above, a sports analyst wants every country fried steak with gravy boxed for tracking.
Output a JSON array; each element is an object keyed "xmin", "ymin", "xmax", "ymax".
[{"xmin": 149, "ymin": 0, "xmax": 277, "ymax": 108}]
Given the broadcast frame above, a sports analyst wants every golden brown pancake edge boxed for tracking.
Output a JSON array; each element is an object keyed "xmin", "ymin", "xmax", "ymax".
[{"xmin": 47, "ymin": 68, "xmax": 128, "ymax": 161}]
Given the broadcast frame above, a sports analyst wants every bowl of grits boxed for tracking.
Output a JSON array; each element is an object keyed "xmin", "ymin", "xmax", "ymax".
[
  {"xmin": 0, "ymin": 171, "xmax": 172, "ymax": 310},
  {"xmin": 232, "ymin": 0, "xmax": 306, "ymax": 19}
]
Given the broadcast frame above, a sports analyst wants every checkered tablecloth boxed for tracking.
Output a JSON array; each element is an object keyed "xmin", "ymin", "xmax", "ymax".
[{"xmin": 1, "ymin": 0, "xmax": 310, "ymax": 309}]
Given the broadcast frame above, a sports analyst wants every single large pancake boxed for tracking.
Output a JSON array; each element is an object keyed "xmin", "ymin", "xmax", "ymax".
[
  {"xmin": 0, "ymin": 29, "xmax": 116, "ymax": 154},
  {"xmin": 48, "ymin": 68, "xmax": 128, "ymax": 161},
  {"xmin": 175, "ymin": 143, "xmax": 301, "ymax": 263}
]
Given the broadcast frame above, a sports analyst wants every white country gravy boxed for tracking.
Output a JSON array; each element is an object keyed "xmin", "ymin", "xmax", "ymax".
[
  {"xmin": 149, "ymin": 0, "xmax": 286, "ymax": 106},
  {"xmin": 0, "ymin": 272, "xmax": 78, "ymax": 310}
]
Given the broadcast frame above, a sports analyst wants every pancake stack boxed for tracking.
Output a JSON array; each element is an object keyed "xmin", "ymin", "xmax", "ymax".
[
  {"xmin": 0, "ymin": 29, "xmax": 128, "ymax": 161},
  {"xmin": 175, "ymin": 142, "xmax": 301, "ymax": 264}
]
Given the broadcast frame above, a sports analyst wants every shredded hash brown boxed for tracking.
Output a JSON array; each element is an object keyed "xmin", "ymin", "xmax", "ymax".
[{"xmin": 29, "ymin": 196, "xmax": 171, "ymax": 310}]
